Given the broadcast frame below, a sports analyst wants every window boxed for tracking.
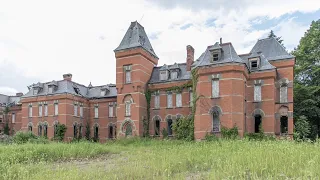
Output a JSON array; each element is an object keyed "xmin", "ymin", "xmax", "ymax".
[
  {"xmin": 74, "ymin": 87, "xmax": 80, "ymax": 94},
  {"xmin": 280, "ymin": 116, "xmax": 288, "ymax": 134},
  {"xmin": 154, "ymin": 93, "xmax": 160, "ymax": 109},
  {"xmin": 38, "ymin": 125, "xmax": 42, "ymax": 136},
  {"xmin": 12, "ymin": 113, "xmax": 15, "ymax": 123},
  {"xmin": 43, "ymin": 124, "xmax": 48, "ymax": 137},
  {"xmin": 212, "ymin": 112, "xmax": 220, "ymax": 132},
  {"xmin": 254, "ymin": 85, "xmax": 261, "ymax": 102},
  {"xmin": 79, "ymin": 125, "xmax": 82, "ymax": 138},
  {"xmin": 167, "ymin": 119, "xmax": 173, "ymax": 136},
  {"xmin": 213, "ymin": 54, "xmax": 219, "ymax": 61},
  {"xmin": 74, "ymin": 104, "xmax": 78, "ymax": 116},
  {"xmin": 54, "ymin": 124, "xmax": 58, "ymax": 137},
  {"xmin": 80, "ymin": 105, "xmax": 83, "ymax": 118},
  {"xmin": 38, "ymin": 105, "xmax": 42, "ymax": 117},
  {"xmin": 280, "ymin": 85, "xmax": 288, "ymax": 103},
  {"xmin": 212, "ymin": 79, "xmax": 219, "ymax": 98},
  {"xmin": 125, "ymin": 123, "xmax": 132, "ymax": 136},
  {"xmin": 189, "ymin": 90, "xmax": 193, "ymax": 107},
  {"xmin": 155, "ymin": 119, "xmax": 160, "ymax": 136},
  {"xmin": 44, "ymin": 104, "xmax": 48, "ymax": 116},
  {"xmin": 109, "ymin": 103, "xmax": 114, "ymax": 117},
  {"xmin": 124, "ymin": 65, "xmax": 131, "ymax": 83},
  {"xmin": 33, "ymin": 89, "xmax": 38, "ymax": 95},
  {"xmin": 54, "ymin": 103, "xmax": 58, "ymax": 116},
  {"xmin": 254, "ymin": 115, "xmax": 262, "ymax": 133},
  {"xmin": 94, "ymin": 126, "xmax": 99, "ymax": 142},
  {"xmin": 73, "ymin": 124, "xmax": 78, "ymax": 137},
  {"xmin": 160, "ymin": 71, "xmax": 168, "ymax": 81},
  {"xmin": 176, "ymin": 93, "xmax": 182, "ymax": 107},
  {"xmin": 167, "ymin": 92, "xmax": 172, "ymax": 108},
  {"xmin": 109, "ymin": 126, "xmax": 114, "ymax": 139},
  {"xmin": 171, "ymin": 71, "xmax": 178, "ymax": 79},
  {"xmin": 94, "ymin": 106, "xmax": 99, "ymax": 118},
  {"xmin": 251, "ymin": 60, "xmax": 258, "ymax": 69},
  {"xmin": 125, "ymin": 102, "xmax": 131, "ymax": 116},
  {"xmin": 48, "ymin": 87, "xmax": 53, "ymax": 93},
  {"xmin": 28, "ymin": 105, "xmax": 32, "ymax": 117},
  {"xmin": 28, "ymin": 125, "xmax": 32, "ymax": 132}
]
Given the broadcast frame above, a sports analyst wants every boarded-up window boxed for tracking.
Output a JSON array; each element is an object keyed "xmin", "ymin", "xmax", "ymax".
[
  {"xmin": 44, "ymin": 104, "xmax": 48, "ymax": 116},
  {"xmin": 280, "ymin": 85, "xmax": 288, "ymax": 103},
  {"xmin": 12, "ymin": 113, "xmax": 15, "ymax": 123},
  {"xmin": 80, "ymin": 106, "xmax": 83, "ymax": 117},
  {"xmin": 167, "ymin": 92, "xmax": 172, "ymax": 108},
  {"xmin": 176, "ymin": 93, "xmax": 182, "ymax": 107},
  {"xmin": 109, "ymin": 103, "xmax": 114, "ymax": 117},
  {"xmin": 38, "ymin": 105, "xmax": 42, "ymax": 117},
  {"xmin": 28, "ymin": 106, "xmax": 32, "ymax": 117},
  {"xmin": 154, "ymin": 94, "xmax": 160, "ymax": 109},
  {"xmin": 171, "ymin": 71, "xmax": 178, "ymax": 79},
  {"xmin": 54, "ymin": 103, "xmax": 58, "ymax": 116},
  {"xmin": 94, "ymin": 106, "xmax": 99, "ymax": 118},
  {"xmin": 254, "ymin": 85, "xmax": 261, "ymax": 102},
  {"xmin": 212, "ymin": 80, "xmax": 219, "ymax": 98}
]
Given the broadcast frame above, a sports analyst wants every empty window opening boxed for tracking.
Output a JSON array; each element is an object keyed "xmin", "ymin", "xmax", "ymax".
[
  {"xmin": 54, "ymin": 124, "xmax": 58, "ymax": 137},
  {"xmin": 43, "ymin": 125, "xmax": 48, "ymax": 137},
  {"xmin": 167, "ymin": 119, "xmax": 173, "ymax": 136},
  {"xmin": 109, "ymin": 126, "xmax": 114, "ymax": 139},
  {"xmin": 212, "ymin": 112, "xmax": 220, "ymax": 132},
  {"xmin": 28, "ymin": 125, "xmax": 32, "ymax": 132},
  {"xmin": 73, "ymin": 124, "xmax": 78, "ymax": 138},
  {"xmin": 213, "ymin": 54, "xmax": 219, "ymax": 61},
  {"xmin": 125, "ymin": 123, "xmax": 132, "ymax": 137},
  {"xmin": 251, "ymin": 60, "xmax": 258, "ymax": 69},
  {"xmin": 280, "ymin": 116, "xmax": 288, "ymax": 134},
  {"xmin": 155, "ymin": 119, "xmax": 160, "ymax": 136},
  {"xmin": 94, "ymin": 126, "xmax": 99, "ymax": 141},
  {"xmin": 254, "ymin": 115, "xmax": 262, "ymax": 133},
  {"xmin": 38, "ymin": 125, "xmax": 42, "ymax": 136}
]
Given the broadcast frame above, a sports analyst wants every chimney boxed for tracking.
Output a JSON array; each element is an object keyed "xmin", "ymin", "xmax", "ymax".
[
  {"xmin": 220, "ymin": 37, "xmax": 222, "ymax": 44},
  {"xmin": 186, "ymin": 45, "xmax": 194, "ymax": 71},
  {"xmin": 63, "ymin": 73, "xmax": 72, "ymax": 81},
  {"xmin": 16, "ymin": 92, "xmax": 23, "ymax": 97}
]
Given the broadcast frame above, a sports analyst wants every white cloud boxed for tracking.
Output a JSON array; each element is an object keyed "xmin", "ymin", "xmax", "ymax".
[
  {"xmin": 0, "ymin": 0, "xmax": 319, "ymax": 94},
  {"xmin": 0, "ymin": 87, "xmax": 18, "ymax": 96}
]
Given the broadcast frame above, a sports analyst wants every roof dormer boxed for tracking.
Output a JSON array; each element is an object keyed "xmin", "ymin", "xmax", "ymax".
[
  {"xmin": 32, "ymin": 82, "xmax": 44, "ymax": 95},
  {"xmin": 100, "ymin": 85, "xmax": 110, "ymax": 96},
  {"xmin": 168, "ymin": 63, "xmax": 181, "ymax": 80},
  {"xmin": 209, "ymin": 42, "xmax": 222, "ymax": 62},
  {"xmin": 47, "ymin": 81, "xmax": 58, "ymax": 93},
  {"xmin": 249, "ymin": 52, "xmax": 261, "ymax": 70},
  {"xmin": 159, "ymin": 64, "xmax": 169, "ymax": 81}
]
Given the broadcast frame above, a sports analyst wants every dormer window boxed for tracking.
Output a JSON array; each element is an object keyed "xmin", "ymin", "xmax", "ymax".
[
  {"xmin": 160, "ymin": 70, "xmax": 168, "ymax": 81},
  {"xmin": 249, "ymin": 57, "xmax": 260, "ymax": 70},
  {"xmin": 213, "ymin": 54, "xmax": 219, "ymax": 61},
  {"xmin": 33, "ymin": 89, "xmax": 38, "ymax": 95},
  {"xmin": 100, "ymin": 90, "xmax": 106, "ymax": 96},
  {"xmin": 171, "ymin": 71, "xmax": 178, "ymax": 79},
  {"xmin": 48, "ymin": 87, "xmax": 53, "ymax": 93}
]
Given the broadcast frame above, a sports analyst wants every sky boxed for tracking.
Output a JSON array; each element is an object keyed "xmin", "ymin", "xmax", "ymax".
[{"xmin": 0, "ymin": 0, "xmax": 320, "ymax": 95}]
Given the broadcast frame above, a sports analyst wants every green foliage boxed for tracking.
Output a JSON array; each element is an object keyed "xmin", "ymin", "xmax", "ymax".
[
  {"xmin": 294, "ymin": 116, "xmax": 311, "ymax": 141},
  {"xmin": 292, "ymin": 19, "xmax": 320, "ymax": 139},
  {"xmin": 143, "ymin": 89, "xmax": 152, "ymax": 137},
  {"xmin": 85, "ymin": 122, "xmax": 91, "ymax": 140},
  {"xmin": 221, "ymin": 126, "xmax": 239, "ymax": 139},
  {"xmin": 204, "ymin": 133, "xmax": 219, "ymax": 142},
  {"xmin": 54, "ymin": 123, "xmax": 67, "ymax": 141},
  {"xmin": 268, "ymin": 30, "xmax": 284, "ymax": 46},
  {"xmin": 13, "ymin": 131, "xmax": 38, "ymax": 144},
  {"xmin": 3, "ymin": 123, "xmax": 10, "ymax": 135},
  {"xmin": 161, "ymin": 128, "xmax": 168, "ymax": 139},
  {"xmin": 172, "ymin": 116, "xmax": 194, "ymax": 141}
]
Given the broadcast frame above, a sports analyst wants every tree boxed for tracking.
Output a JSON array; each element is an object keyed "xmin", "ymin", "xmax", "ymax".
[
  {"xmin": 3, "ymin": 107, "xmax": 10, "ymax": 135},
  {"xmin": 268, "ymin": 30, "xmax": 284, "ymax": 46},
  {"xmin": 292, "ymin": 19, "xmax": 320, "ymax": 139},
  {"xmin": 294, "ymin": 116, "xmax": 311, "ymax": 141}
]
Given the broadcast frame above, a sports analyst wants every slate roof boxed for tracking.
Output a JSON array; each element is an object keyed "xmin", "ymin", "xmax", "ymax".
[
  {"xmin": 250, "ymin": 37, "xmax": 294, "ymax": 61},
  {"xmin": 114, "ymin": 21, "xmax": 158, "ymax": 59},
  {"xmin": 193, "ymin": 42, "xmax": 246, "ymax": 68},
  {"xmin": 149, "ymin": 63, "xmax": 191, "ymax": 84},
  {"xmin": 22, "ymin": 80, "xmax": 117, "ymax": 99},
  {"xmin": 0, "ymin": 94, "xmax": 21, "ymax": 107}
]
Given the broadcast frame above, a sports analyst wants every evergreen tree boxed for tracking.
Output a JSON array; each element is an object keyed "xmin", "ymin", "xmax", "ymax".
[
  {"xmin": 292, "ymin": 19, "xmax": 320, "ymax": 139},
  {"xmin": 268, "ymin": 30, "xmax": 284, "ymax": 46}
]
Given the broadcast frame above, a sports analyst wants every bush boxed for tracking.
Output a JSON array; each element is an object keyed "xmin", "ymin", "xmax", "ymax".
[
  {"xmin": 54, "ymin": 124, "xmax": 67, "ymax": 141},
  {"xmin": 294, "ymin": 116, "xmax": 311, "ymax": 141},
  {"xmin": 221, "ymin": 126, "xmax": 239, "ymax": 139},
  {"xmin": 204, "ymin": 133, "xmax": 219, "ymax": 142},
  {"xmin": 3, "ymin": 123, "xmax": 10, "ymax": 135},
  {"xmin": 13, "ymin": 131, "xmax": 38, "ymax": 144},
  {"xmin": 27, "ymin": 136, "xmax": 50, "ymax": 144},
  {"xmin": 172, "ymin": 116, "xmax": 194, "ymax": 141},
  {"xmin": 0, "ymin": 134, "xmax": 12, "ymax": 144},
  {"xmin": 161, "ymin": 128, "xmax": 168, "ymax": 139}
]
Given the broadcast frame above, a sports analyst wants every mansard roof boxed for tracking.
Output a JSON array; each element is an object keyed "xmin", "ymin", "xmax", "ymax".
[
  {"xmin": 250, "ymin": 37, "xmax": 294, "ymax": 61},
  {"xmin": 193, "ymin": 42, "xmax": 245, "ymax": 68},
  {"xmin": 149, "ymin": 63, "xmax": 191, "ymax": 84},
  {"xmin": 0, "ymin": 94, "xmax": 21, "ymax": 107},
  {"xmin": 22, "ymin": 80, "xmax": 117, "ymax": 99},
  {"xmin": 114, "ymin": 21, "xmax": 158, "ymax": 59}
]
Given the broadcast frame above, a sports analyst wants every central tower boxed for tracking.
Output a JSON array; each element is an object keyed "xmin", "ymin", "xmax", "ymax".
[{"xmin": 114, "ymin": 21, "xmax": 158, "ymax": 137}]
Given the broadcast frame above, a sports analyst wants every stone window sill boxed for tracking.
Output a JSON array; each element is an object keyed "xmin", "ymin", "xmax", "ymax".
[
  {"xmin": 166, "ymin": 107, "xmax": 173, "ymax": 109},
  {"xmin": 211, "ymin": 96, "xmax": 220, "ymax": 99},
  {"xmin": 253, "ymin": 101, "xmax": 261, "ymax": 103}
]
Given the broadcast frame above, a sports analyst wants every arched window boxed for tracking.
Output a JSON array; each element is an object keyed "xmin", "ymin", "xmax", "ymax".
[
  {"xmin": 155, "ymin": 119, "xmax": 160, "ymax": 136},
  {"xmin": 125, "ymin": 123, "xmax": 132, "ymax": 136},
  {"xmin": 109, "ymin": 125, "xmax": 114, "ymax": 139},
  {"xmin": 43, "ymin": 124, "xmax": 48, "ymax": 137},
  {"xmin": 254, "ymin": 115, "xmax": 262, "ymax": 133},
  {"xmin": 38, "ymin": 124, "xmax": 42, "ymax": 136},
  {"xmin": 28, "ymin": 124, "xmax": 33, "ymax": 132},
  {"xmin": 94, "ymin": 125, "xmax": 99, "ymax": 142},
  {"xmin": 167, "ymin": 119, "xmax": 173, "ymax": 136},
  {"xmin": 78, "ymin": 125, "xmax": 83, "ymax": 139},
  {"xmin": 280, "ymin": 116, "xmax": 288, "ymax": 134},
  {"xmin": 73, "ymin": 123, "xmax": 78, "ymax": 138},
  {"xmin": 53, "ymin": 123, "xmax": 58, "ymax": 137},
  {"xmin": 210, "ymin": 106, "xmax": 222, "ymax": 133}
]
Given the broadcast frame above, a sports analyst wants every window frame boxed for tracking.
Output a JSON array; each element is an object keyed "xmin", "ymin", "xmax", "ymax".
[
  {"xmin": 167, "ymin": 92, "xmax": 173, "ymax": 108},
  {"xmin": 176, "ymin": 92, "xmax": 182, "ymax": 108},
  {"xmin": 124, "ymin": 65, "xmax": 132, "ymax": 84},
  {"xmin": 254, "ymin": 84, "xmax": 262, "ymax": 102},
  {"xmin": 211, "ymin": 79, "xmax": 220, "ymax": 98}
]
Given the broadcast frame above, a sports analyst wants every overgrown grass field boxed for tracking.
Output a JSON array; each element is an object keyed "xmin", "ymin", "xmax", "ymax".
[{"xmin": 1, "ymin": 139, "xmax": 320, "ymax": 179}]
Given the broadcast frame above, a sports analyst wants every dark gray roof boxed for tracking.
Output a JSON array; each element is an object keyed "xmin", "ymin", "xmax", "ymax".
[
  {"xmin": 22, "ymin": 80, "xmax": 117, "ymax": 99},
  {"xmin": 250, "ymin": 37, "xmax": 294, "ymax": 61},
  {"xmin": 193, "ymin": 43, "xmax": 246, "ymax": 68},
  {"xmin": 149, "ymin": 63, "xmax": 191, "ymax": 84},
  {"xmin": 114, "ymin": 21, "xmax": 158, "ymax": 59},
  {"xmin": 0, "ymin": 94, "xmax": 21, "ymax": 107}
]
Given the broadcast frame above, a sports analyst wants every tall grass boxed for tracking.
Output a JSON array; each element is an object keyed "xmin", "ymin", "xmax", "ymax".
[{"xmin": 1, "ymin": 139, "xmax": 320, "ymax": 179}]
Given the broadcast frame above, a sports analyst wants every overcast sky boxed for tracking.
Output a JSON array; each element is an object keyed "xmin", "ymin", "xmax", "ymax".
[{"xmin": 0, "ymin": 0, "xmax": 320, "ymax": 95}]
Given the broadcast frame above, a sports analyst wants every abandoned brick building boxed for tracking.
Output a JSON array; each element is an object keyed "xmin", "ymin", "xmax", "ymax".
[{"xmin": 0, "ymin": 21, "xmax": 294, "ymax": 141}]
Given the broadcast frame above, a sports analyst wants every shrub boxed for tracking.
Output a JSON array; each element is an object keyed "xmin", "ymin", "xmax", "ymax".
[
  {"xmin": 161, "ymin": 128, "xmax": 168, "ymax": 139},
  {"xmin": 13, "ymin": 131, "xmax": 38, "ymax": 144},
  {"xmin": 172, "ymin": 116, "xmax": 194, "ymax": 141},
  {"xmin": 0, "ymin": 134, "xmax": 12, "ymax": 144},
  {"xmin": 221, "ymin": 126, "xmax": 239, "ymax": 139},
  {"xmin": 85, "ymin": 122, "xmax": 91, "ymax": 140},
  {"xmin": 54, "ymin": 124, "xmax": 67, "ymax": 141},
  {"xmin": 294, "ymin": 116, "xmax": 311, "ymax": 141},
  {"xmin": 204, "ymin": 133, "xmax": 219, "ymax": 141},
  {"xmin": 28, "ymin": 136, "xmax": 50, "ymax": 144},
  {"xmin": 3, "ymin": 123, "xmax": 10, "ymax": 135}
]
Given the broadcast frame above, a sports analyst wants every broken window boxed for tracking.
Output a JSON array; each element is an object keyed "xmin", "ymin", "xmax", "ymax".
[
  {"xmin": 155, "ymin": 119, "xmax": 160, "ymax": 136},
  {"xmin": 109, "ymin": 103, "xmax": 114, "ymax": 117},
  {"xmin": 109, "ymin": 126, "xmax": 114, "ymax": 139},
  {"xmin": 74, "ymin": 104, "xmax": 78, "ymax": 116},
  {"xmin": 12, "ymin": 113, "xmax": 15, "ymax": 123},
  {"xmin": 73, "ymin": 124, "xmax": 78, "ymax": 137},
  {"xmin": 125, "ymin": 101, "xmax": 131, "ymax": 116},
  {"xmin": 94, "ymin": 126, "xmax": 99, "ymax": 141},
  {"xmin": 125, "ymin": 123, "xmax": 132, "ymax": 136},
  {"xmin": 80, "ymin": 105, "xmax": 83, "ymax": 117},
  {"xmin": 54, "ymin": 124, "xmax": 58, "ymax": 137},
  {"xmin": 28, "ymin": 105, "xmax": 32, "ymax": 118},
  {"xmin": 124, "ymin": 65, "xmax": 132, "ymax": 83},
  {"xmin": 251, "ymin": 60, "xmax": 258, "ymax": 69},
  {"xmin": 54, "ymin": 103, "xmax": 59, "ymax": 116},
  {"xmin": 94, "ymin": 106, "xmax": 99, "ymax": 118},
  {"xmin": 280, "ymin": 116, "xmax": 288, "ymax": 134},
  {"xmin": 38, "ymin": 105, "xmax": 42, "ymax": 117},
  {"xmin": 44, "ymin": 104, "xmax": 48, "ymax": 116},
  {"xmin": 154, "ymin": 93, "xmax": 160, "ymax": 109},
  {"xmin": 171, "ymin": 71, "xmax": 178, "ymax": 79},
  {"xmin": 160, "ymin": 71, "xmax": 168, "ymax": 81},
  {"xmin": 212, "ymin": 54, "xmax": 219, "ymax": 61},
  {"xmin": 254, "ymin": 115, "xmax": 262, "ymax": 133},
  {"xmin": 167, "ymin": 119, "xmax": 173, "ymax": 136},
  {"xmin": 189, "ymin": 90, "xmax": 193, "ymax": 107},
  {"xmin": 28, "ymin": 125, "xmax": 32, "ymax": 132}
]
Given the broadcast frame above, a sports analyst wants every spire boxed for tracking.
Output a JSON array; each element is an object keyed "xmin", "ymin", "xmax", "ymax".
[
  {"xmin": 114, "ymin": 21, "xmax": 158, "ymax": 58},
  {"xmin": 88, "ymin": 82, "xmax": 93, "ymax": 89}
]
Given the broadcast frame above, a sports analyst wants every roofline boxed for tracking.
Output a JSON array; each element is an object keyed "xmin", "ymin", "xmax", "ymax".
[
  {"xmin": 268, "ymin": 57, "xmax": 295, "ymax": 61},
  {"xmin": 21, "ymin": 92, "xmax": 117, "ymax": 99},
  {"xmin": 114, "ymin": 45, "xmax": 159, "ymax": 59},
  {"xmin": 148, "ymin": 78, "xmax": 191, "ymax": 85}
]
